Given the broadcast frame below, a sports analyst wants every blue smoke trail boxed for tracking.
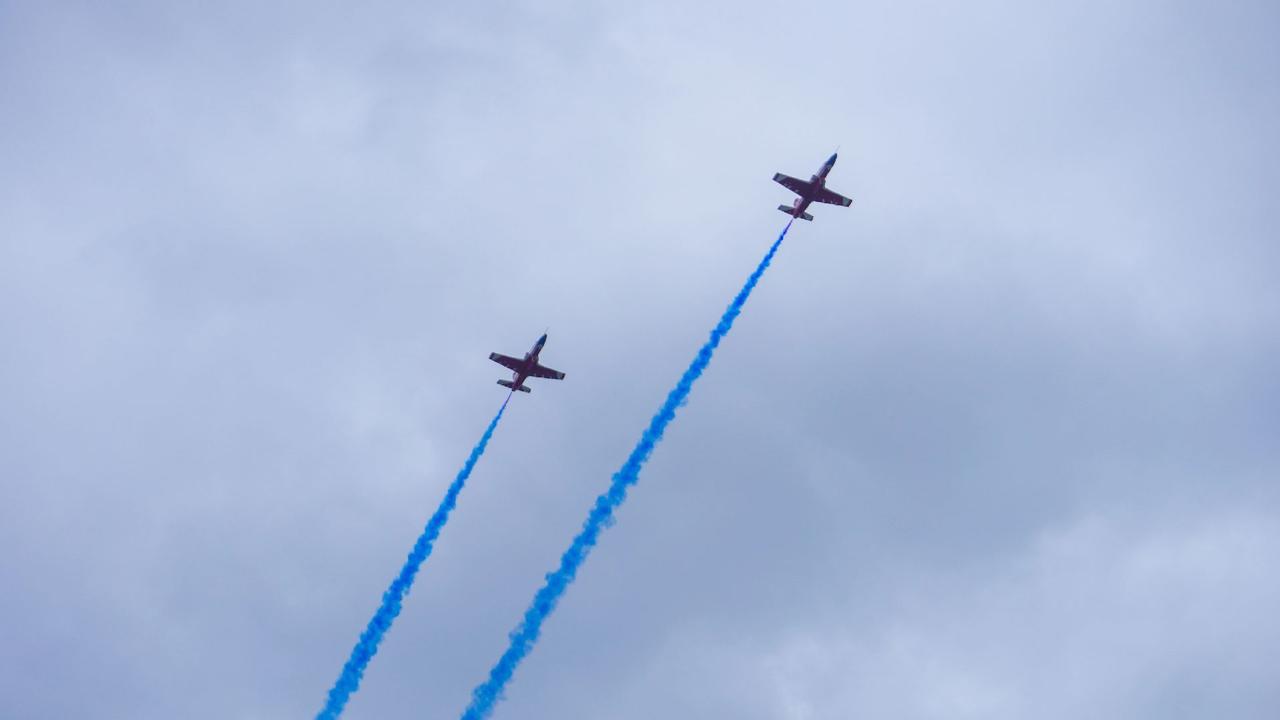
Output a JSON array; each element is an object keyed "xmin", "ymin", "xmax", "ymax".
[
  {"xmin": 318, "ymin": 394, "xmax": 513, "ymax": 720},
  {"xmin": 461, "ymin": 221, "xmax": 793, "ymax": 719}
]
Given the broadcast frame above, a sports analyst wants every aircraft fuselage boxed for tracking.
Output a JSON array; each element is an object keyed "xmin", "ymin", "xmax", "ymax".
[
  {"xmin": 785, "ymin": 153, "xmax": 838, "ymax": 217},
  {"xmin": 510, "ymin": 334, "xmax": 547, "ymax": 386},
  {"xmin": 489, "ymin": 333, "xmax": 564, "ymax": 394}
]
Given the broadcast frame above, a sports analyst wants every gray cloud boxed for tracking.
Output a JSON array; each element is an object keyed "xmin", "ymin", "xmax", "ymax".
[{"xmin": 2, "ymin": 1, "xmax": 1277, "ymax": 718}]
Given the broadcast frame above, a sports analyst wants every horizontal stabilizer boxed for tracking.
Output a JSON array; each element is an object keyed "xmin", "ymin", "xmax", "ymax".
[
  {"xmin": 778, "ymin": 205, "xmax": 814, "ymax": 221},
  {"xmin": 497, "ymin": 379, "xmax": 532, "ymax": 393}
]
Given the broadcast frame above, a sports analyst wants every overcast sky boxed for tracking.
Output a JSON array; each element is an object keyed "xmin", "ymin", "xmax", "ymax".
[{"xmin": 2, "ymin": 1, "xmax": 1278, "ymax": 718}]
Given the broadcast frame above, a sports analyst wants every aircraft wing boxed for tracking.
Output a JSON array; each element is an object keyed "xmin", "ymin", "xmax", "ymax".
[
  {"xmin": 773, "ymin": 173, "xmax": 815, "ymax": 196},
  {"xmin": 812, "ymin": 186, "xmax": 853, "ymax": 207},
  {"xmin": 527, "ymin": 363, "xmax": 565, "ymax": 380},
  {"xmin": 489, "ymin": 352, "xmax": 524, "ymax": 372}
]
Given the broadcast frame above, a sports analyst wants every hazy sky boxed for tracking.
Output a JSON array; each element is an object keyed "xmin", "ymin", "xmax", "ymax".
[{"xmin": 2, "ymin": 1, "xmax": 1277, "ymax": 718}]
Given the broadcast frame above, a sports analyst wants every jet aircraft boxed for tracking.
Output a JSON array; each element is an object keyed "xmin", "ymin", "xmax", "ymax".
[
  {"xmin": 489, "ymin": 333, "xmax": 565, "ymax": 393},
  {"xmin": 773, "ymin": 152, "xmax": 853, "ymax": 221}
]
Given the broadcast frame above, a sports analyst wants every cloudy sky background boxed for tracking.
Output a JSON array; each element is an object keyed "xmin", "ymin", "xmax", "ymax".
[{"xmin": 2, "ymin": 1, "xmax": 1278, "ymax": 718}]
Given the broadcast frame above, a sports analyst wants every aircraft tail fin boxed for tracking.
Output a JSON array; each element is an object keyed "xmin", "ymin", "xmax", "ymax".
[
  {"xmin": 497, "ymin": 379, "xmax": 532, "ymax": 393},
  {"xmin": 777, "ymin": 205, "xmax": 813, "ymax": 221}
]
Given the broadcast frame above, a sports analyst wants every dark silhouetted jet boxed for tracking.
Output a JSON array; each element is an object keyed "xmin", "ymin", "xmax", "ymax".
[
  {"xmin": 489, "ymin": 333, "xmax": 565, "ymax": 393},
  {"xmin": 773, "ymin": 152, "xmax": 852, "ymax": 221}
]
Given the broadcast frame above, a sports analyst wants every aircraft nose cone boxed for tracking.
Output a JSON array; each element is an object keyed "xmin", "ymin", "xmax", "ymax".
[{"xmin": 827, "ymin": 152, "xmax": 838, "ymax": 165}]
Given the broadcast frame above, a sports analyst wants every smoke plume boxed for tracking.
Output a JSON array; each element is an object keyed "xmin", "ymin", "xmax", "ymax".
[
  {"xmin": 461, "ymin": 222, "xmax": 793, "ymax": 719},
  {"xmin": 318, "ymin": 395, "xmax": 513, "ymax": 719}
]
